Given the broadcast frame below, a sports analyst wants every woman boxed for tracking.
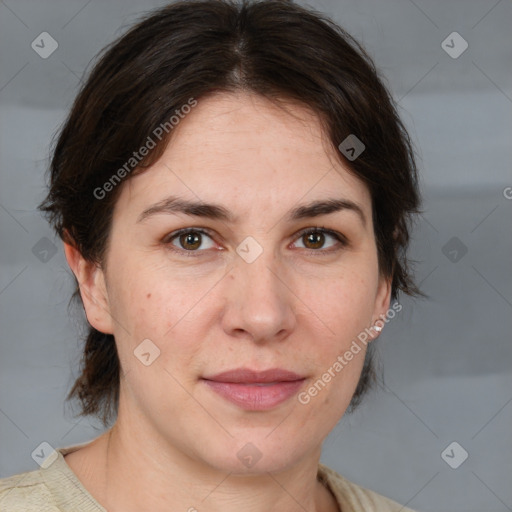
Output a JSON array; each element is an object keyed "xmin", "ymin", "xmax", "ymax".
[{"xmin": 0, "ymin": 0, "xmax": 423, "ymax": 510}]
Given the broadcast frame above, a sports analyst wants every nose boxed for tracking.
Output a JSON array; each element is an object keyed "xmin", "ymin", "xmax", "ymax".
[{"xmin": 221, "ymin": 247, "xmax": 297, "ymax": 344}]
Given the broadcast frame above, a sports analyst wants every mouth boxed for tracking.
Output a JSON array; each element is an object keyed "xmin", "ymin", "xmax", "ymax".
[{"xmin": 201, "ymin": 368, "xmax": 306, "ymax": 411}]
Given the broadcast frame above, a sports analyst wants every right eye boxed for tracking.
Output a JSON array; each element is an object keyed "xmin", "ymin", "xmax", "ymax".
[{"xmin": 164, "ymin": 228, "xmax": 217, "ymax": 255}]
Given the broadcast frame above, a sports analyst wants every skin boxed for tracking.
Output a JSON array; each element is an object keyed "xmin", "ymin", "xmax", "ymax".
[{"xmin": 63, "ymin": 91, "xmax": 391, "ymax": 512}]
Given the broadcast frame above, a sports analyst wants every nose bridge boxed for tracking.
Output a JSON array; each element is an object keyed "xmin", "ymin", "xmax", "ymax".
[
  {"xmin": 223, "ymin": 235, "xmax": 295, "ymax": 340},
  {"xmin": 235, "ymin": 236, "xmax": 283, "ymax": 303}
]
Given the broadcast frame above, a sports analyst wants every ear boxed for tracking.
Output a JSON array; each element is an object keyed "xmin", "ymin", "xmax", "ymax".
[
  {"xmin": 370, "ymin": 273, "xmax": 393, "ymax": 339},
  {"xmin": 63, "ymin": 240, "xmax": 114, "ymax": 335}
]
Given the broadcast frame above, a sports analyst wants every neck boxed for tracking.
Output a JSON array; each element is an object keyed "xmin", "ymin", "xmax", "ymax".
[{"xmin": 85, "ymin": 420, "xmax": 338, "ymax": 512}]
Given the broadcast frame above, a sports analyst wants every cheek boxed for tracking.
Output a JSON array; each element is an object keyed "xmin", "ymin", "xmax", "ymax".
[
  {"xmin": 108, "ymin": 260, "xmax": 187, "ymax": 333},
  {"xmin": 307, "ymin": 272, "xmax": 377, "ymax": 338},
  {"xmin": 297, "ymin": 270, "xmax": 376, "ymax": 408},
  {"xmin": 109, "ymin": 269, "xmax": 211, "ymax": 375},
  {"xmin": 111, "ymin": 276, "xmax": 205, "ymax": 409}
]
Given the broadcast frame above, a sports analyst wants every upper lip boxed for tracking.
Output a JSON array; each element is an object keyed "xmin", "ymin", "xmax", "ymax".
[{"xmin": 202, "ymin": 368, "xmax": 305, "ymax": 383}]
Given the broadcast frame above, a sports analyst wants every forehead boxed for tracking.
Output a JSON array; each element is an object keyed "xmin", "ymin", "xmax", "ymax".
[{"xmin": 116, "ymin": 91, "xmax": 372, "ymax": 222}]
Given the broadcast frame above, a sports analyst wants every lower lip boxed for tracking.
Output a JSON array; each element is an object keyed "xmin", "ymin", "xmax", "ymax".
[{"xmin": 202, "ymin": 379, "xmax": 305, "ymax": 410}]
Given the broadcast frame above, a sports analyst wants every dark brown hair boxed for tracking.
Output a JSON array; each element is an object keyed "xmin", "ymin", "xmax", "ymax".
[{"xmin": 39, "ymin": 0, "xmax": 423, "ymax": 426}]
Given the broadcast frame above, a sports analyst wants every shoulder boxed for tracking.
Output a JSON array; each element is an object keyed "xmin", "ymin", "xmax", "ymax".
[
  {"xmin": 0, "ymin": 441, "xmax": 105, "ymax": 512},
  {"xmin": 0, "ymin": 468, "xmax": 60, "ymax": 511},
  {"xmin": 318, "ymin": 463, "xmax": 418, "ymax": 512}
]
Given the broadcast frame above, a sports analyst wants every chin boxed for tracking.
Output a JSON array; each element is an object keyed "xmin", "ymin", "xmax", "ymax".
[{"xmin": 199, "ymin": 434, "xmax": 314, "ymax": 476}]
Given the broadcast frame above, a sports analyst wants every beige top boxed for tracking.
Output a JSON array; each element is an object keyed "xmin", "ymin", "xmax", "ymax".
[{"xmin": 0, "ymin": 442, "xmax": 417, "ymax": 511}]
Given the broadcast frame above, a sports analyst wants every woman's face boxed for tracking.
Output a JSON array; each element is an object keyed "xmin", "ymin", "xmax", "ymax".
[{"xmin": 79, "ymin": 91, "xmax": 391, "ymax": 473}]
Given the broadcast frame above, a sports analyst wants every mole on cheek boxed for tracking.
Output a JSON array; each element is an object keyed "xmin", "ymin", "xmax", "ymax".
[{"xmin": 146, "ymin": 293, "xmax": 151, "ymax": 299}]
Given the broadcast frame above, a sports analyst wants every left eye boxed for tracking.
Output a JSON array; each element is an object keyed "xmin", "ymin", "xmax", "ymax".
[{"xmin": 292, "ymin": 228, "xmax": 346, "ymax": 252}]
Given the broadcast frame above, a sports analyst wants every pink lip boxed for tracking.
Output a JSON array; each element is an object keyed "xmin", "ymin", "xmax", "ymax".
[{"xmin": 202, "ymin": 368, "xmax": 306, "ymax": 410}]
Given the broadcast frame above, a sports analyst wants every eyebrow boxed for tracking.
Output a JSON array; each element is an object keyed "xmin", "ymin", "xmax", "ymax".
[{"xmin": 137, "ymin": 195, "xmax": 366, "ymax": 227}]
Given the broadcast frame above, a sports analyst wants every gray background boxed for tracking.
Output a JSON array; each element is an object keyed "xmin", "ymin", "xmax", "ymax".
[{"xmin": 1, "ymin": 0, "xmax": 511, "ymax": 511}]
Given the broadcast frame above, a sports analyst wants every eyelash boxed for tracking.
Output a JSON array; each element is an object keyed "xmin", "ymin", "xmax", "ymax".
[{"xmin": 163, "ymin": 226, "xmax": 348, "ymax": 258}]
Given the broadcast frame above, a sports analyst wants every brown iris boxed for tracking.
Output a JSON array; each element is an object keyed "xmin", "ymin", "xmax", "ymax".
[
  {"xmin": 303, "ymin": 231, "xmax": 325, "ymax": 249},
  {"xmin": 179, "ymin": 232, "xmax": 202, "ymax": 250}
]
